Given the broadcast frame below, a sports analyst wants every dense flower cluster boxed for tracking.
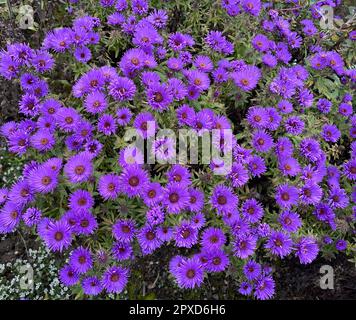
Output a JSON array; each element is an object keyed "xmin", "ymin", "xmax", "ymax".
[{"xmin": 0, "ymin": 0, "xmax": 355, "ymax": 299}]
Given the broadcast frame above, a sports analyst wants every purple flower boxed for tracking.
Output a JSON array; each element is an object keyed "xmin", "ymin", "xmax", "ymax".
[
  {"xmin": 163, "ymin": 182, "xmax": 190, "ymax": 214},
  {"xmin": 69, "ymin": 189, "xmax": 94, "ymax": 211},
  {"xmin": 82, "ymin": 276, "xmax": 103, "ymax": 296},
  {"xmin": 300, "ymin": 182, "xmax": 323, "ymax": 205},
  {"xmin": 231, "ymin": 65, "xmax": 261, "ymax": 91},
  {"xmin": 64, "ymin": 153, "xmax": 93, "ymax": 184},
  {"xmin": 98, "ymin": 114, "xmax": 117, "ymax": 136},
  {"xmin": 109, "ymin": 77, "xmax": 136, "ymax": 101},
  {"xmin": 295, "ymin": 237, "xmax": 319, "ymax": 264},
  {"xmin": 0, "ymin": 202, "xmax": 22, "ymax": 233},
  {"xmin": 275, "ymin": 184, "xmax": 299, "ymax": 208},
  {"xmin": 23, "ymin": 207, "xmax": 42, "ymax": 227},
  {"xmin": 279, "ymin": 211, "xmax": 302, "ymax": 233},
  {"xmin": 112, "ymin": 219, "xmax": 136, "ymax": 243},
  {"xmin": 174, "ymin": 221, "xmax": 199, "ymax": 248},
  {"xmin": 233, "ymin": 233, "xmax": 257, "ymax": 258},
  {"xmin": 243, "ymin": 260, "xmax": 262, "ymax": 280},
  {"xmin": 59, "ymin": 265, "xmax": 79, "ymax": 287},
  {"xmin": 98, "ymin": 174, "xmax": 121, "ymax": 200},
  {"xmin": 102, "ymin": 266, "xmax": 129, "ymax": 294},
  {"xmin": 241, "ymin": 198, "xmax": 264, "ymax": 223},
  {"xmin": 201, "ymin": 227, "xmax": 226, "ymax": 249},
  {"xmin": 252, "ymin": 130, "xmax": 274, "ymax": 153},
  {"xmin": 120, "ymin": 165, "xmax": 149, "ymax": 198},
  {"xmin": 42, "ymin": 219, "xmax": 72, "ymax": 252},
  {"xmin": 343, "ymin": 159, "xmax": 356, "ymax": 181},
  {"xmin": 69, "ymin": 246, "xmax": 93, "ymax": 274},
  {"xmin": 254, "ymin": 275, "xmax": 275, "ymax": 300},
  {"xmin": 265, "ymin": 231, "xmax": 293, "ymax": 257},
  {"xmin": 321, "ymin": 124, "xmax": 341, "ymax": 143},
  {"xmin": 137, "ymin": 224, "xmax": 162, "ymax": 254},
  {"xmin": 173, "ymin": 257, "xmax": 204, "ymax": 289},
  {"xmin": 211, "ymin": 185, "xmax": 238, "ymax": 215}
]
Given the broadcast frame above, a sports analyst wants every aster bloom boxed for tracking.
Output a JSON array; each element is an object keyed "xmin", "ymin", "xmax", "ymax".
[
  {"xmin": 254, "ymin": 275, "xmax": 275, "ymax": 300},
  {"xmin": 98, "ymin": 114, "xmax": 117, "ymax": 136},
  {"xmin": 239, "ymin": 281, "xmax": 253, "ymax": 296},
  {"xmin": 173, "ymin": 257, "xmax": 204, "ymax": 289},
  {"xmin": 167, "ymin": 165, "xmax": 191, "ymax": 185},
  {"xmin": 102, "ymin": 266, "xmax": 129, "ymax": 294},
  {"xmin": 73, "ymin": 211, "xmax": 98, "ymax": 235},
  {"xmin": 84, "ymin": 91, "xmax": 108, "ymax": 114},
  {"xmin": 321, "ymin": 124, "xmax": 341, "ymax": 143},
  {"xmin": 231, "ymin": 65, "xmax": 261, "ymax": 91},
  {"xmin": 252, "ymin": 130, "xmax": 274, "ymax": 153},
  {"xmin": 112, "ymin": 241, "xmax": 133, "ymax": 261},
  {"xmin": 275, "ymin": 184, "xmax": 299, "ymax": 208},
  {"xmin": 211, "ymin": 185, "xmax": 238, "ymax": 215},
  {"xmin": 279, "ymin": 211, "xmax": 302, "ymax": 233},
  {"xmin": 174, "ymin": 221, "xmax": 199, "ymax": 248},
  {"xmin": 204, "ymin": 249, "xmax": 230, "ymax": 272},
  {"xmin": 109, "ymin": 77, "xmax": 136, "ymax": 101},
  {"xmin": 27, "ymin": 165, "xmax": 59, "ymax": 194},
  {"xmin": 241, "ymin": 198, "xmax": 264, "ymax": 223},
  {"xmin": 116, "ymin": 107, "xmax": 132, "ymax": 126},
  {"xmin": 82, "ymin": 276, "xmax": 103, "ymax": 296},
  {"xmin": 23, "ymin": 207, "xmax": 42, "ymax": 227},
  {"xmin": 0, "ymin": 202, "xmax": 22, "ymax": 234},
  {"xmin": 328, "ymin": 187, "xmax": 349, "ymax": 209},
  {"xmin": 278, "ymin": 157, "xmax": 301, "ymax": 177},
  {"xmin": 248, "ymin": 155, "xmax": 266, "ymax": 177},
  {"xmin": 69, "ymin": 189, "xmax": 94, "ymax": 211},
  {"xmin": 299, "ymin": 182, "xmax": 323, "ymax": 205},
  {"xmin": 228, "ymin": 162, "xmax": 249, "ymax": 187},
  {"xmin": 146, "ymin": 206, "xmax": 165, "ymax": 226},
  {"xmin": 59, "ymin": 265, "xmax": 80, "ymax": 287},
  {"xmin": 243, "ymin": 260, "xmax": 262, "ymax": 281},
  {"xmin": 55, "ymin": 107, "xmax": 81, "ymax": 133},
  {"xmin": 343, "ymin": 159, "xmax": 356, "ymax": 181},
  {"xmin": 284, "ymin": 116, "xmax": 305, "ymax": 135},
  {"xmin": 64, "ymin": 153, "xmax": 93, "ymax": 184},
  {"xmin": 146, "ymin": 82, "xmax": 173, "ymax": 112},
  {"xmin": 335, "ymin": 240, "xmax": 347, "ymax": 251},
  {"xmin": 8, "ymin": 179, "xmax": 35, "ymax": 206},
  {"xmin": 233, "ymin": 233, "xmax": 257, "ymax": 258},
  {"xmin": 137, "ymin": 224, "xmax": 163, "ymax": 255},
  {"xmin": 317, "ymin": 98, "xmax": 332, "ymax": 113},
  {"xmin": 120, "ymin": 165, "xmax": 149, "ymax": 198},
  {"xmin": 142, "ymin": 182, "xmax": 163, "ymax": 207},
  {"xmin": 119, "ymin": 146, "xmax": 145, "ymax": 167},
  {"xmin": 0, "ymin": 188, "xmax": 9, "ymax": 204},
  {"xmin": 69, "ymin": 246, "xmax": 93, "ymax": 274},
  {"xmin": 112, "ymin": 219, "xmax": 136, "ymax": 243},
  {"xmin": 295, "ymin": 237, "xmax": 319, "ymax": 264},
  {"xmin": 185, "ymin": 188, "xmax": 204, "ymax": 213},
  {"xmin": 42, "ymin": 219, "xmax": 72, "ymax": 252},
  {"xmin": 163, "ymin": 182, "xmax": 190, "ymax": 214},
  {"xmin": 133, "ymin": 112, "xmax": 157, "ymax": 139},
  {"xmin": 200, "ymin": 227, "xmax": 226, "ymax": 249},
  {"xmin": 265, "ymin": 231, "xmax": 293, "ymax": 258},
  {"xmin": 205, "ymin": 31, "xmax": 233, "ymax": 55}
]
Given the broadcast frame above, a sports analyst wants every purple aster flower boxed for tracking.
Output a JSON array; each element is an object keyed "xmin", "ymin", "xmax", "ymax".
[
  {"xmin": 231, "ymin": 65, "xmax": 261, "ymax": 91},
  {"xmin": 248, "ymin": 155, "xmax": 266, "ymax": 177},
  {"xmin": 279, "ymin": 210, "xmax": 302, "ymax": 233},
  {"xmin": 102, "ymin": 266, "xmax": 129, "ymax": 294},
  {"xmin": 64, "ymin": 153, "xmax": 93, "ymax": 184},
  {"xmin": 166, "ymin": 165, "xmax": 191, "ymax": 185},
  {"xmin": 241, "ymin": 198, "xmax": 264, "ymax": 223},
  {"xmin": 284, "ymin": 116, "xmax": 305, "ymax": 135},
  {"xmin": 23, "ymin": 207, "xmax": 42, "ymax": 227},
  {"xmin": 68, "ymin": 189, "xmax": 94, "ymax": 212},
  {"xmin": 69, "ymin": 246, "xmax": 93, "ymax": 274},
  {"xmin": 239, "ymin": 281, "xmax": 253, "ymax": 296},
  {"xmin": 265, "ymin": 231, "xmax": 293, "ymax": 257},
  {"xmin": 186, "ymin": 188, "xmax": 204, "ymax": 213},
  {"xmin": 116, "ymin": 107, "xmax": 132, "ymax": 126},
  {"xmin": 30, "ymin": 130, "xmax": 55, "ymax": 152},
  {"xmin": 277, "ymin": 100, "xmax": 293, "ymax": 114},
  {"xmin": 317, "ymin": 98, "xmax": 332, "ymax": 114},
  {"xmin": 142, "ymin": 182, "xmax": 163, "ymax": 207},
  {"xmin": 278, "ymin": 157, "xmax": 301, "ymax": 177},
  {"xmin": 243, "ymin": 260, "xmax": 262, "ymax": 281},
  {"xmin": 328, "ymin": 188, "xmax": 349, "ymax": 209},
  {"xmin": 74, "ymin": 46, "xmax": 92, "ymax": 63},
  {"xmin": 254, "ymin": 275, "xmax": 275, "ymax": 300},
  {"xmin": 133, "ymin": 112, "xmax": 157, "ymax": 139},
  {"xmin": 8, "ymin": 179, "xmax": 35, "ymax": 206},
  {"xmin": 299, "ymin": 138, "xmax": 323, "ymax": 162},
  {"xmin": 84, "ymin": 91, "xmax": 108, "ymax": 114},
  {"xmin": 228, "ymin": 162, "xmax": 249, "ymax": 188},
  {"xmin": 0, "ymin": 202, "xmax": 22, "ymax": 233},
  {"xmin": 98, "ymin": 114, "xmax": 117, "ymax": 136},
  {"xmin": 137, "ymin": 224, "xmax": 162, "ymax": 255},
  {"xmin": 252, "ymin": 34, "xmax": 270, "ymax": 52},
  {"xmin": 295, "ymin": 237, "xmax": 319, "ymax": 264},
  {"xmin": 335, "ymin": 239, "xmax": 347, "ymax": 251},
  {"xmin": 242, "ymin": 0, "xmax": 261, "ymax": 16},
  {"xmin": 174, "ymin": 221, "xmax": 199, "ymax": 248},
  {"xmin": 42, "ymin": 219, "xmax": 72, "ymax": 252},
  {"xmin": 120, "ymin": 165, "xmax": 149, "ymax": 198},
  {"xmin": 59, "ymin": 265, "xmax": 79, "ymax": 287},
  {"xmin": 300, "ymin": 182, "xmax": 323, "ymax": 205},
  {"xmin": 321, "ymin": 124, "xmax": 341, "ymax": 143},
  {"xmin": 173, "ymin": 257, "xmax": 204, "ymax": 289},
  {"xmin": 109, "ymin": 77, "xmax": 136, "ymax": 101},
  {"xmin": 146, "ymin": 206, "xmax": 165, "ymax": 226},
  {"xmin": 343, "ymin": 159, "xmax": 356, "ymax": 181},
  {"xmin": 201, "ymin": 227, "xmax": 226, "ymax": 249},
  {"xmin": 338, "ymin": 103, "xmax": 352, "ymax": 117},
  {"xmin": 163, "ymin": 182, "xmax": 190, "ymax": 214},
  {"xmin": 0, "ymin": 188, "xmax": 9, "ymax": 205},
  {"xmin": 211, "ymin": 184, "xmax": 238, "ymax": 215},
  {"xmin": 82, "ymin": 276, "xmax": 103, "ymax": 296},
  {"xmin": 156, "ymin": 225, "xmax": 173, "ymax": 242},
  {"xmin": 55, "ymin": 107, "xmax": 81, "ymax": 133},
  {"xmin": 112, "ymin": 219, "xmax": 136, "ymax": 243},
  {"xmin": 204, "ymin": 249, "xmax": 229, "ymax": 272},
  {"xmin": 112, "ymin": 241, "xmax": 133, "ymax": 261},
  {"xmin": 73, "ymin": 211, "xmax": 97, "ymax": 235},
  {"xmin": 252, "ymin": 130, "xmax": 274, "ymax": 153},
  {"xmin": 205, "ymin": 31, "xmax": 233, "ymax": 55},
  {"xmin": 146, "ymin": 82, "xmax": 173, "ymax": 111},
  {"xmin": 275, "ymin": 184, "xmax": 299, "ymax": 208},
  {"xmin": 233, "ymin": 233, "xmax": 257, "ymax": 258}
]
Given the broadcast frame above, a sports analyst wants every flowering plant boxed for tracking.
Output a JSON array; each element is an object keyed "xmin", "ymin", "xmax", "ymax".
[{"xmin": 0, "ymin": 0, "xmax": 355, "ymax": 299}]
